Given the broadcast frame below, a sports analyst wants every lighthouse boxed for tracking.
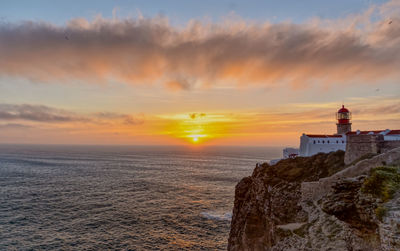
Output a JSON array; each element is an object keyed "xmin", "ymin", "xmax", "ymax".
[
  {"xmin": 336, "ymin": 105, "xmax": 352, "ymax": 135},
  {"xmin": 269, "ymin": 104, "xmax": 400, "ymax": 162}
]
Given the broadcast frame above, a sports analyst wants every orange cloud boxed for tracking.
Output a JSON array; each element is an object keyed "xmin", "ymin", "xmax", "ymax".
[
  {"xmin": 0, "ymin": 103, "xmax": 144, "ymax": 126},
  {"xmin": 0, "ymin": 97, "xmax": 399, "ymax": 145},
  {"xmin": 0, "ymin": 1, "xmax": 399, "ymax": 90}
]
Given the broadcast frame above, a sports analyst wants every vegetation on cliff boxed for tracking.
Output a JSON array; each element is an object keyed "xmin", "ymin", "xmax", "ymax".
[
  {"xmin": 361, "ymin": 165, "xmax": 400, "ymax": 221},
  {"xmin": 362, "ymin": 166, "xmax": 400, "ymax": 202},
  {"xmin": 254, "ymin": 150, "xmax": 346, "ymax": 183}
]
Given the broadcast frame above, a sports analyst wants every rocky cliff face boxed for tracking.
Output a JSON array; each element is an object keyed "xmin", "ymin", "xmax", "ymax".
[{"xmin": 228, "ymin": 148, "xmax": 400, "ymax": 251}]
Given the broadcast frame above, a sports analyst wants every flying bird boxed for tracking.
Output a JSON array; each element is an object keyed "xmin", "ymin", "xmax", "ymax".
[
  {"xmin": 375, "ymin": 88, "xmax": 380, "ymax": 92},
  {"xmin": 65, "ymin": 35, "xmax": 69, "ymax": 40},
  {"xmin": 389, "ymin": 20, "xmax": 392, "ymax": 24}
]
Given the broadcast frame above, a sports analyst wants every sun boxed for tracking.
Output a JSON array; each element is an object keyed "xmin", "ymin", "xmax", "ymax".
[{"xmin": 187, "ymin": 134, "xmax": 205, "ymax": 144}]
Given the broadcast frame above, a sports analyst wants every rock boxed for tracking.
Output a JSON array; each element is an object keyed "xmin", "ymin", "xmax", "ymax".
[
  {"xmin": 379, "ymin": 192, "xmax": 400, "ymax": 250},
  {"xmin": 321, "ymin": 177, "xmax": 380, "ymax": 248},
  {"xmin": 228, "ymin": 148, "xmax": 400, "ymax": 251}
]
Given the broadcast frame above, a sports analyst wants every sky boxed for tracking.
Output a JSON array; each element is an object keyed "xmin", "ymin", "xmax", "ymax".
[{"xmin": 0, "ymin": 0, "xmax": 399, "ymax": 146}]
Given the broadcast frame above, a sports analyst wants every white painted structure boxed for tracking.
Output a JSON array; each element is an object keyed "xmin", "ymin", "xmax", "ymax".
[
  {"xmin": 269, "ymin": 147, "xmax": 300, "ymax": 165},
  {"xmin": 283, "ymin": 147, "xmax": 299, "ymax": 158},
  {"xmin": 299, "ymin": 134, "xmax": 346, "ymax": 157},
  {"xmin": 268, "ymin": 105, "xmax": 400, "ymax": 164},
  {"xmin": 298, "ymin": 105, "xmax": 351, "ymax": 157},
  {"xmin": 298, "ymin": 129, "xmax": 400, "ymax": 157}
]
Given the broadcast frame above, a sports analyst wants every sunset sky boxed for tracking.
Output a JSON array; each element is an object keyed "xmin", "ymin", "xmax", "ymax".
[{"xmin": 0, "ymin": 0, "xmax": 399, "ymax": 146}]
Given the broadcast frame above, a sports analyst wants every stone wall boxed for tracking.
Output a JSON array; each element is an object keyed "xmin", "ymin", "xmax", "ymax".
[
  {"xmin": 382, "ymin": 140, "xmax": 400, "ymax": 153},
  {"xmin": 301, "ymin": 147, "xmax": 400, "ymax": 202},
  {"xmin": 337, "ymin": 123, "xmax": 352, "ymax": 135},
  {"xmin": 344, "ymin": 134, "xmax": 384, "ymax": 165}
]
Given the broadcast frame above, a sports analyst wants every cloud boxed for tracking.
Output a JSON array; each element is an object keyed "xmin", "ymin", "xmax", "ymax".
[
  {"xmin": 0, "ymin": 104, "xmax": 85, "ymax": 122},
  {"xmin": 189, "ymin": 113, "xmax": 206, "ymax": 119},
  {"xmin": 0, "ymin": 0, "xmax": 399, "ymax": 89},
  {"xmin": 0, "ymin": 123, "xmax": 34, "ymax": 129},
  {"xmin": 165, "ymin": 77, "xmax": 194, "ymax": 91},
  {"xmin": 123, "ymin": 115, "xmax": 145, "ymax": 125},
  {"xmin": 352, "ymin": 103, "xmax": 400, "ymax": 115},
  {"xmin": 0, "ymin": 104, "xmax": 144, "ymax": 125},
  {"xmin": 0, "ymin": 97, "xmax": 398, "ymax": 145},
  {"xmin": 94, "ymin": 112, "xmax": 144, "ymax": 125}
]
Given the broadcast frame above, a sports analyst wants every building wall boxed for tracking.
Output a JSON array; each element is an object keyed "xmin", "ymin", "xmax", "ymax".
[
  {"xmin": 385, "ymin": 135, "xmax": 400, "ymax": 141},
  {"xmin": 344, "ymin": 134, "xmax": 384, "ymax": 165},
  {"xmin": 301, "ymin": 133, "xmax": 400, "ymax": 162},
  {"xmin": 283, "ymin": 148, "xmax": 299, "ymax": 158},
  {"xmin": 337, "ymin": 123, "xmax": 352, "ymax": 135},
  {"xmin": 299, "ymin": 134, "xmax": 346, "ymax": 157},
  {"xmin": 382, "ymin": 140, "xmax": 400, "ymax": 153},
  {"xmin": 302, "ymin": 147, "xmax": 400, "ymax": 202}
]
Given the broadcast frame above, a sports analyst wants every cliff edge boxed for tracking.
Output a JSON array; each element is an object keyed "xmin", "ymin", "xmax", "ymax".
[{"xmin": 228, "ymin": 147, "xmax": 400, "ymax": 251}]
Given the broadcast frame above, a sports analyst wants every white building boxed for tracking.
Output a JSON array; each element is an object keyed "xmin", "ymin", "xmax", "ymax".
[
  {"xmin": 269, "ymin": 105, "xmax": 400, "ymax": 164},
  {"xmin": 299, "ymin": 134, "xmax": 346, "ymax": 157},
  {"xmin": 299, "ymin": 105, "xmax": 351, "ymax": 157},
  {"xmin": 283, "ymin": 147, "xmax": 299, "ymax": 158},
  {"xmin": 299, "ymin": 106, "xmax": 400, "ymax": 157},
  {"xmin": 269, "ymin": 147, "xmax": 299, "ymax": 165}
]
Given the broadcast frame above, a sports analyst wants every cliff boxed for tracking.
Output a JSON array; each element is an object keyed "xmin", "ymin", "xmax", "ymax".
[{"xmin": 228, "ymin": 147, "xmax": 400, "ymax": 251}]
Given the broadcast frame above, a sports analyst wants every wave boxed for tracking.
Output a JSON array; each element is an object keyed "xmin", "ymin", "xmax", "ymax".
[{"xmin": 200, "ymin": 211, "xmax": 232, "ymax": 221}]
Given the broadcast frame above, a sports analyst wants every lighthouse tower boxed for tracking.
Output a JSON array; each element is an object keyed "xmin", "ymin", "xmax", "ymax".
[{"xmin": 336, "ymin": 105, "xmax": 352, "ymax": 135}]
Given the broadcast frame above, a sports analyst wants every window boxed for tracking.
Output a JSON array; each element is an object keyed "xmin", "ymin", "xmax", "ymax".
[
  {"xmin": 322, "ymin": 140, "xmax": 325, "ymax": 144},
  {"xmin": 342, "ymin": 141, "xmax": 344, "ymax": 143},
  {"xmin": 338, "ymin": 113, "xmax": 349, "ymax": 119},
  {"xmin": 336, "ymin": 140, "xmax": 338, "ymax": 144},
  {"xmin": 318, "ymin": 140, "xmax": 320, "ymax": 143},
  {"xmin": 313, "ymin": 140, "xmax": 315, "ymax": 144},
  {"xmin": 327, "ymin": 140, "xmax": 330, "ymax": 144}
]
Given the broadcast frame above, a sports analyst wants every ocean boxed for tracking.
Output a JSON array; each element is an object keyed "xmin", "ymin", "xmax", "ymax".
[{"xmin": 0, "ymin": 145, "xmax": 282, "ymax": 250}]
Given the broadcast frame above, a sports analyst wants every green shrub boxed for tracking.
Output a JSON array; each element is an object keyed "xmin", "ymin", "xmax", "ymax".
[
  {"xmin": 375, "ymin": 206, "xmax": 387, "ymax": 221},
  {"xmin": 361, "ymin": 166, "xmax": 400, "ymax": 202}
]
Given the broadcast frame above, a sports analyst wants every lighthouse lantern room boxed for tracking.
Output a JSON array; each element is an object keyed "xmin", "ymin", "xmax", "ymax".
[{"xmin": 336, "ymin": 105, "xmax": 352, "ymax": 135}]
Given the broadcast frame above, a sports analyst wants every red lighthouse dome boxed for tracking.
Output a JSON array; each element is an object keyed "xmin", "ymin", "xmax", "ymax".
[
  {"xmin": 338, "ymin": 105, "xmax": 349, "ymax": 114},
  {"xmin": 336, "ymin": 105, "xmax": 352, "ymax": 134},
  {"xmin": 337, "ymin": 105, "xmax": 351, "ymax": 124}
]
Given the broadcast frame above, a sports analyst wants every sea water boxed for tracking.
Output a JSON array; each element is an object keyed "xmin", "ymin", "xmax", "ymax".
[{"xmin": 0, "ymin": 145, "xmax": 281, "ymax": 250}]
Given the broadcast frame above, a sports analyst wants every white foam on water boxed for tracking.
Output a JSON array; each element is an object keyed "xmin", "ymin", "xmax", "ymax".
[{"xmin": 200, "ymin": 211, "xmax": 232, "ymax": 221}]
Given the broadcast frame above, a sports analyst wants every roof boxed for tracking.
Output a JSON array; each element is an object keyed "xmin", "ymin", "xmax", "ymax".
[
  {"xmin": 346, "ymin": 129, "xmax": 400, "ymax": 135},
  {"xmin": 338, "ymin": 105, "xmax": 349, "ymax": 113},
  {"xmin": 387, "ymin": 130, "xmax": 400, "ymax": 135},
  {"xmin": 305, "ymin": 134, "xmax": 343, "ymax": 138},
  {"xmin": 346, "ymin": 130, "xmax": 384, "ymax": 135},
  {"xmin": 303, "ymin": 129, "xmax": 400, "ymax": 138}
]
